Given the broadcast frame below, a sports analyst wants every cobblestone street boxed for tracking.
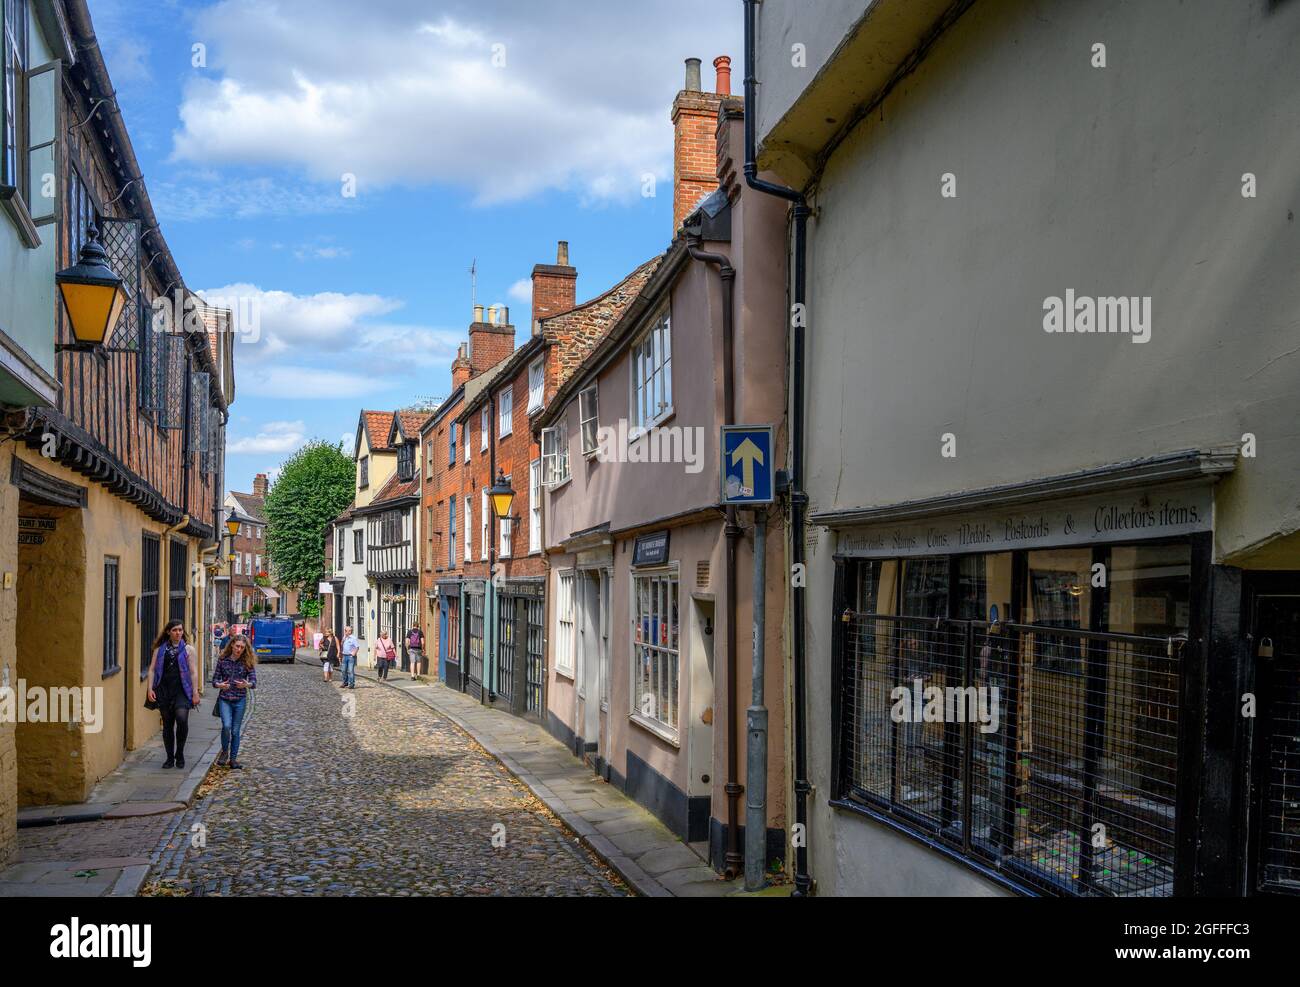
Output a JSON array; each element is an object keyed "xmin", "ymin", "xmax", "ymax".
[{"xmin": 147, "ymin": 664, "xmax": 626, "ymax": 896}]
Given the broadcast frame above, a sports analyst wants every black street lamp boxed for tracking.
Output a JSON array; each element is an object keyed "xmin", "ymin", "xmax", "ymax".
[
  {"xmin": 56, "ymin": 224, "xmax": 130, "ymax": 351},
  {"xmin": 488, "ymin": 469, "xmax": 516, "ymax": 521}
]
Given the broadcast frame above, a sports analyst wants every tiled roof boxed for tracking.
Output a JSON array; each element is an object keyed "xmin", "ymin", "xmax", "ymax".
[
  {"xmin": 229, "ymin": 491, "xmax": 265, "ymax": 522},
  {"xmin": 397, "ymin": 410, "xmax": 432, "ymax": 438},
  {"xmin": 542, "ymin": 255, "xmax": 662, "ymax": 388},
  {"xmin": 331, "ymin": 500, "xmax": 356, "ymax": 525},
  {"xmin": 361, "ymin": 410, "xmax": 396, "ymax": 452},
  {"xmin": 367, "ymin": 471, "xmax": 420, "ymax": 507}
]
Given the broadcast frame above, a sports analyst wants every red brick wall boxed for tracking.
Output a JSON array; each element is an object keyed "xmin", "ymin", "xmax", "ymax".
[
  {"xmin": 672, "ymin": 90, "xmax": 724, "ymax": 230},
  {"xmin": 469, "ymin": 321, "xmax": 516, "ymax": 375},
  {"xmin": 531, "ymin": 264, "xmax": 577, "ymax": 331}
]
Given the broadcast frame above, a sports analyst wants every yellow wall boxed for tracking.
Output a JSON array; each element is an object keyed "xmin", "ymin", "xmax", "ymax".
[
  {"xmin": 0, "ymin": 446, "xmax": 18, "ymax": 864},
  {"xmin": 13, "ymin": 445, "xmax": 205, "ymax": 806},
  {"xmin": 354, "ymin": 429, "xmax": 396, "ymax": 510}
]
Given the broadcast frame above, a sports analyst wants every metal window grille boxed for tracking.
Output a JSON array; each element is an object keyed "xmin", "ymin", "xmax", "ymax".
[
  {"xmin": 99, "ymin": 218, "xmax": 142, "ymax": 352},
  {"xmin": 191, "ymin": 371, "xmax": 210, "ymax": 470},
  {"xmin": 496, "ymin": 596, "xmax": 516, "ymax": 704},
  {"xmin": 839, "ymin": 611, "xmax": 1180, "ymax": 897},
  {"xmin": 526, "ymin": 597, "xmax": 545, "ymax": 714},
  {"xmin": 157, "ymin": 333, "xmax": 187, "ymax": 428},
  {"xmin": 467, "ymin": 589, "xmax": 485, "ymax": 698},
  {"xmin": 168, "ymin": 540, "xmax": 188, "ymax": 624},
  {"xmin": 632, "ymin": 570, "xmax": 679, "ymax": 732},
  {"xmin": 140, "ymin": 534, "xmax": 159, "ymax": 673},
  {"xmin": 1256, "ymin": 596, "xmax": 1300, "ymax": 892},
  {"xmin": 102, "ymin": 558, "xmax": 119, "ymax": 675}
]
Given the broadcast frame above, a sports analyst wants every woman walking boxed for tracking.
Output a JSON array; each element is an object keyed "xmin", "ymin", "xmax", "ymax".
[
  {"xmin": 319, "ymin": 629, "xmax": 339, "ymax": 683},
  {"xmin": 213, "ymin": 634, "xmax": 258, "ymax": 769},
  {"xmin": 406, "ymin": 624, "xmax": 425, "ymax": 680},
  {"xmin": 375, "ymin": 629, "xmax": 396, "ymax": 681},
  {"xmin": 146, "ymin": 620, "xmax": 200, "ymax": 769}
]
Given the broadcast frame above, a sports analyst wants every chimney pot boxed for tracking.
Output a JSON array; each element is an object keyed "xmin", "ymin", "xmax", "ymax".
[
  {"xmin": 684, "ymin": 57, "xmax": 701, "ymax": 92},
  {"xmin": 500, "ymin": 305, "xmax": 509, "ymax": 325},
  {"xmin": 556, "ymin": 240, "xmax": 569, "ymax": 265},
  {"xmin": 473, "ymin": 304, "xmax": 484, "ymax": 322},
  {"xmin": 713, "ymin": 55, "xmax": 731, "ymax": 96},
  {"xmin": 487, "ymin": 304, "xmax": 498, "ymax": 324}
]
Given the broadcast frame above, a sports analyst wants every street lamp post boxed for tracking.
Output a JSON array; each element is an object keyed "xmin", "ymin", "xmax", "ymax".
[
  {"xmin": 485, "ymin": 466, "xmax": 515, "ymax": 704},
  {"xmin": 55, "ymin": 224, "xmax": 131, "ymax": 351},
  {"xmin": 225, "ymin": 508, "xmax": 240, "ymax": 623}
]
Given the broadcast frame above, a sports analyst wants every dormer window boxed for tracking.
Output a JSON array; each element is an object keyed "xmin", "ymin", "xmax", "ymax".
[{"xmin": 397, "ymin": 440, "xmax": 414, "ymax": 481}]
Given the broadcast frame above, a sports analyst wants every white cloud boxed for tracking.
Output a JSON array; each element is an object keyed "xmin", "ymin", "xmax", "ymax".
[
  {"xmin": 508, "ymin": 278, "xmax": 532, "ymax": 304},
  {"xmin": 150, "ymin": 173, "xmax": 356, "ymax": 222},
  {"xmin": 171, "ymin": 0, "xmax": 741, "ymax": 205},
  {"xmin": 227, "ymin": 420, "xmax": 308, "ymax": 454}
]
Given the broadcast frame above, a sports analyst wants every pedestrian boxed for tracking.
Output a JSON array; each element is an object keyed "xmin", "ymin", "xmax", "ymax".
[
  {"xmin": 340, "ymin": 624, "xmax": 359, "ymax": 689},
  {"xmin": 146, "ymin": 620, "xmax": 201, "ymax": 769},
  {"xmin": 212, "ymin": 634, "xmax": 258, "ymax": 769},
  {"xmin": 375, "ymin": 630, "xmax": 396, "ymax": 681},
  {"xmin": 406, "ymin": 623, "xmax": 425, "ymax": 680},
  {"xmin": 319, "ymin": 628, "xmax": 339, "ymax": 683}
]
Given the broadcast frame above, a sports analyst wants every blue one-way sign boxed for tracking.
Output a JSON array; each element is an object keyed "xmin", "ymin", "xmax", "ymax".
[{"xmin": 721, "ymin": 425, "xmax": 774, "ymax": 505}]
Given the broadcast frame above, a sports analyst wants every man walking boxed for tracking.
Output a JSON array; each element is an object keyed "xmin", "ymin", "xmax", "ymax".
[{"xmin": 340, "ymin": 625, "xmax": 359, "ymax": 689}]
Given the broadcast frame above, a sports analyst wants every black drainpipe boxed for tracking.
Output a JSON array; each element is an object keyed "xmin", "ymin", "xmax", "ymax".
[
  {"xmin": 743, "ymin": 0, "xmax": 812, "ymax": 898},
  {"xmin": 686, "ymin": 233, "xmax": 741, "ymax": 876}
]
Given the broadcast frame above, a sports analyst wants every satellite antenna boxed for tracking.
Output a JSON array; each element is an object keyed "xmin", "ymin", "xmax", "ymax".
[{"xmin": 469, "ymin": 258, "xmax": 477, "ymax": 310}]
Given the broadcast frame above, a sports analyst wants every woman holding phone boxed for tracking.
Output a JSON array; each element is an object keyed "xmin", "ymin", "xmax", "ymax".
[{"xmin": 212, "ymin": 634, "xmax": 258, "ymax": 769}]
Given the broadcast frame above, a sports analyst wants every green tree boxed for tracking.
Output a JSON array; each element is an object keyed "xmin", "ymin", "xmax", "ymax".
[{"xmin": 263, "ymin": 441, "xmax": 354, "ymax": 608}]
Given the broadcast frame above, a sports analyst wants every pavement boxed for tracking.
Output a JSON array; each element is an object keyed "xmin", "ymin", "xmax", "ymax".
[
  {"xmin": 326, "ymin": 650, "xmax": 743, "ymax": 897},
  {"xmin": 0, "ymin": 687, "xmax": 225, "ymax": 897}
]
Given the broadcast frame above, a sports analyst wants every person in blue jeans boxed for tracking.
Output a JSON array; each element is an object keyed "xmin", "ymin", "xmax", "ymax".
[
  {"xmin": 212, "ymin": 634, "xmax": 258, "ymax": 769},
  {"xmin": 340, "ymin": 625, "xmax": 359, "ymax": 689}
]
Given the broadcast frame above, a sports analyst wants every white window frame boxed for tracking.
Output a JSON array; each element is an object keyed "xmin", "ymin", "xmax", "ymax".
[
  {"xmin": 629, "ymin": 567, "xmax": 680, "ymax": 743},
  {"xmin": 579, "ymin": 384, "xmax": 599, "ymax": 456},
  {"xmin": 255, "ymin": 554, "xmax": 262, "ymax": 575},
  {"xmin": 234, "ymin": 553, "xmax": 243, "ymax": 576},
  {"xmin": 464, "ymin": 497, "xmax": 472, "ymax": 562},
  {"xmin": 480, "ymin": 406, "xmax": 489, "ymax": 451},
  {"xmin": 630, "ymin": 308, "xmax": 672, "ymax": 432},
  {"xmin": 448, "ymin": 498, "xmax": 457, "ymax": 567},
  {"xmin": 464, "ymin": 419, "xmax": 470, "ymax": 462},
  {"xmin": 555, "ymin": 570, "xmax": 576, "ymax": 677},
  {"xmin": 498, "ymin": 386, "xmax": 513, "ymax": 437},
  {"xmin": 480, "ymin": 489, "xmax": 488, "ymax": 561},
  {"xmin": 527, "ymin": 358, "xmax": 545, "ymax": 414},
  {"xmin": 529, "ymin": 459, "xmax": 541, "ymax": 554},
  {"xmin": 540, "ymin": 418, "xmax": 570, "ymax": 488}
]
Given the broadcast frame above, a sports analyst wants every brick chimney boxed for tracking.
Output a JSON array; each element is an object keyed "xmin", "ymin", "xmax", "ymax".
[
  {"xmin": 253, "ymin": 473, "xmax": 269, "ymax": 497},
  {"xmin": 451, "ymin": 342, "xmax": 472, "ymax": 390},
  {"xmin": 469, "ymin": 304, "xmax": 515, "ymax": 375},
  {"xmin": 531, "ymin": 240, "xmax": 577, "ymax": 334},
  {"xmin": 672, "ymin": 56, "xmax": 727, "ymax": 231}
]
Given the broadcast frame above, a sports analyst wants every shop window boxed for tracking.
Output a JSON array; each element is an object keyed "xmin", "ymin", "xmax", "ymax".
[
  {"xmin": 836, "ymin": 538, "xmax": 1190, "ymax": 897},
  {"xmin": 631, "ymin": 569, "xmax": 679, "ymax": 737}
]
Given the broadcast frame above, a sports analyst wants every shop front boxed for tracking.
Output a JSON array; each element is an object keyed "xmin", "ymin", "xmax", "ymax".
[{"xmin": 814, "ymin": 455, "xmax": 1289, "ymax": 896}]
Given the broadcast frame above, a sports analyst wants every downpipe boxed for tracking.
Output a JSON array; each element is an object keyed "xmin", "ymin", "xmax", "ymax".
[
  {"xmin": 743, "ymin": 0, "xmax": 813, "ymax": 897},
  {"xmin": 745, "ymin": 510, "xmax": 768, "ymax": 891},
  {"xmin": 686, "ymin": 235, "xmax": 744, "ymax": 877}
]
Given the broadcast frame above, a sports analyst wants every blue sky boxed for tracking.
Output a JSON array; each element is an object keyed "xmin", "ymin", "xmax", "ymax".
[{"xmin": 87, "ymin": 0, "xmax": 741, "ymax": 493}]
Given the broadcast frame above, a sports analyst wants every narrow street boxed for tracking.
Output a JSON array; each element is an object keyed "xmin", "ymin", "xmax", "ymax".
[{"xmin": 147, "ymin": 664, "xmax": 626, "ymax": 896}]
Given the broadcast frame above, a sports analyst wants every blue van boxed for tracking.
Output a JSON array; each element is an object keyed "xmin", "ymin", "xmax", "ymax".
[{"xmin": 249, "ymin": 616, "xmax": 296, "ymax": 663}]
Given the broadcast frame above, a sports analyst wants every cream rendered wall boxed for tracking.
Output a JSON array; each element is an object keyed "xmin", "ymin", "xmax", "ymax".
[
  {"xmin": 774, "ymin": 0, "xmax": 1300, "ymax": 895},
  {"xmin": 0, "ymin": 446, "xmax": 19, "ymax": 862}
]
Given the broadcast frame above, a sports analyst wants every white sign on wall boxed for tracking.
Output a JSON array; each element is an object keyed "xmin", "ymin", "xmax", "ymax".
[
  {"xmin": 318, "ymin": 582, "xmax": 333, "ymax": 594},
  {"xmin": 837, "ymin": 484, "xmax": 1212, "ymax": 559}
]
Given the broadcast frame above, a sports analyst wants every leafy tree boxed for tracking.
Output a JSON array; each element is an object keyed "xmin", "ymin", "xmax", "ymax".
[{"xmin": 263, "ymin": 441, "xmax": 354, "ymax": 608}]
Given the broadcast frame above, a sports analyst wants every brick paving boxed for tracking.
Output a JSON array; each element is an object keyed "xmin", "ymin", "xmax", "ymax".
[{"xmin": 146, "ymin": 662, "xmax": 626, "ymax": 896}]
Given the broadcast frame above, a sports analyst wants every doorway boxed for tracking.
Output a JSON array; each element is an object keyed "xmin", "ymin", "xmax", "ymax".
[
  {"xmin": 577, "ymin": 570, "xmax": 603, "ymax": 764},
  {"xmin": 687, "ymin": 598, "xmax": 716, "ymax": 807},
  {"xmin": 1247, "ymin": 575, "xmax": 1300, "ymax": 896}
]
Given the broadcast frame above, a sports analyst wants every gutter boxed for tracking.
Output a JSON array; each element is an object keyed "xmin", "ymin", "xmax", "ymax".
[{"xmin": 743, "ymin": 0, "xmax": 813, "ymax": 898}]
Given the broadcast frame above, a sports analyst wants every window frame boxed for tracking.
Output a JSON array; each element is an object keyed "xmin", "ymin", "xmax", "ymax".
[
  {"xmin": 464, "ymin": 496, "xmax": 472, "ymax": 562},
  {"xmin": 529, "ymin": 459, "xmax": 542, "ymax": 554},
  {"xmin": 448, "ymin": 422, "xmax": 457, "ymax": 465},
  {"xmin": 630, "ymin": 308, "xmax": 673, "ymax": 433},
  {"xmin": 448, "ymin": 498, "xmax": 457, "ymax": 568},
  {"xmin": 555, "ymin": 570, "xmax": 576, "ymax": 677},
  {"xmin": 527, "ymin": 357, "xmax": 545, "ymax": 414},
  {"xmin": 579, "ymin": 384, "xmax": 599, "ymax": 457},
  {"xmin": 102, "ymin": 556, "xmax": 120, "ymax": 676},
  {"xmin": 480, "ymin": 488, "xmax": 488, "ymax": 561},
  {"xmin": 540, "ymin": 418, "xmax": 570, "ymax": 488},
  {"xmin": 629, "ymin": 566, "xmax": 680, "ymax": 744},
  {"xmin": 498, "ymin": 386, "xmax": 513, "ymax": 438},
  {"xmin": 480, "ymin": 406, "xmax": 489, "ymax": 451},
  {"xmin": 358, "ymin": 455, "xmax": 369, "ymax": 489}
]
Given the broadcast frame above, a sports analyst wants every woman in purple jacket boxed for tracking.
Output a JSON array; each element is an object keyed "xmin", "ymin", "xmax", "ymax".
[
  {"xmin": 212, "ymin": 635, "xmax": 258, "ymax": 769},
  {"xmin": 146, "ymin": 620, "xmax": 201, "ymax": 769}
]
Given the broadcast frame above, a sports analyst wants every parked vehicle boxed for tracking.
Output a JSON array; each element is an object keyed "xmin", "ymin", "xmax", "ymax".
[{"xmin": 249, "ymin": 616, "xmax": 296, "ymax": 663}]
